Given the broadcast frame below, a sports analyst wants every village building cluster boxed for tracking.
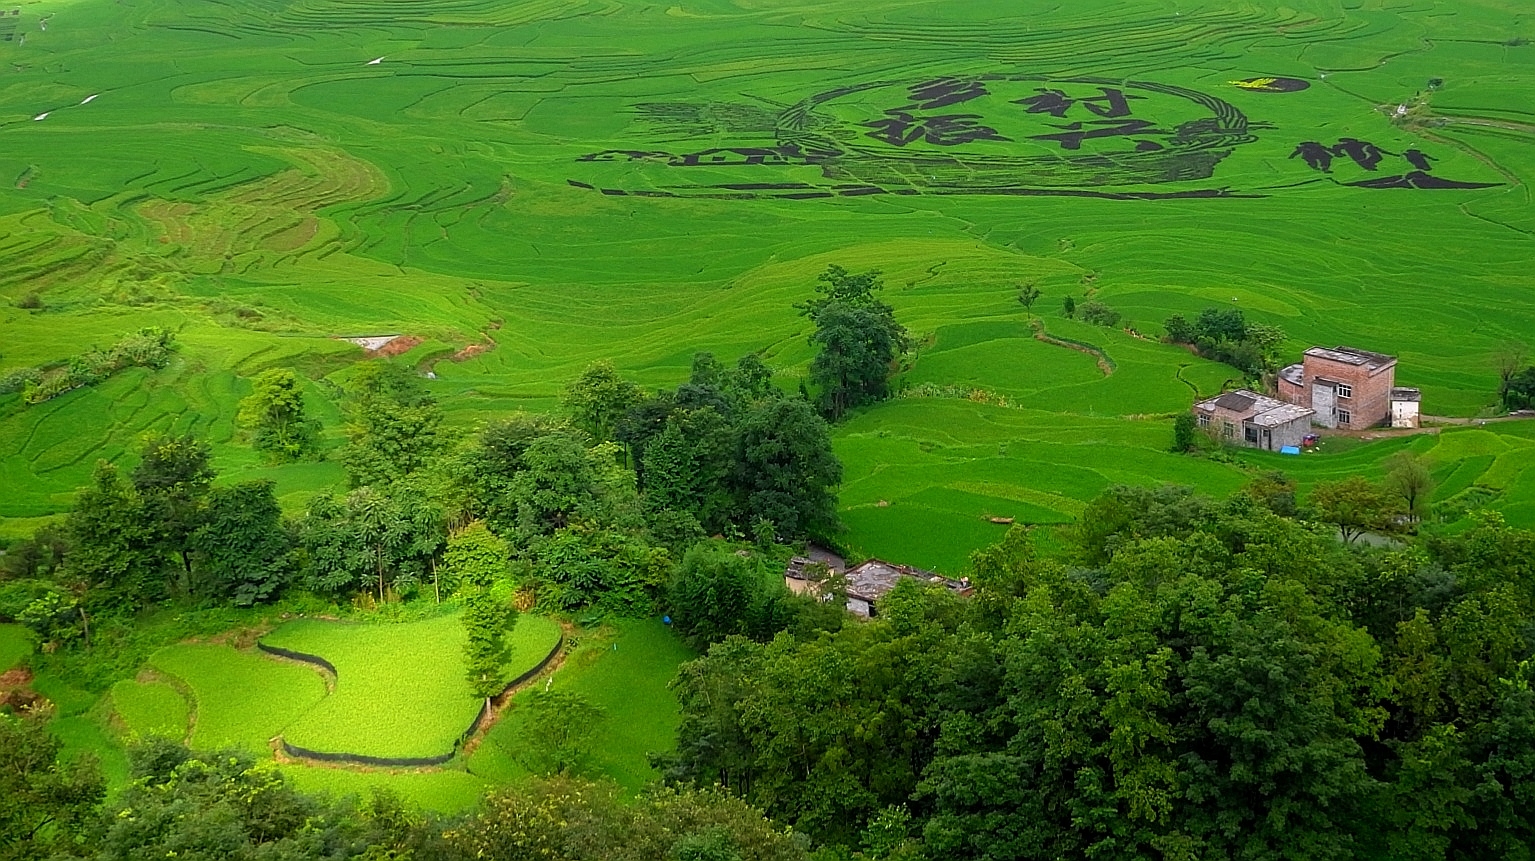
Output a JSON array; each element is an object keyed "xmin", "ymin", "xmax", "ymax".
[
  {"xmin": 1193, "ymin": 345, "xmax": 1422, "ymax": 452},
  {"xmin": 785, "ymin": 550, "xmax": 972, "ymax": 618}
]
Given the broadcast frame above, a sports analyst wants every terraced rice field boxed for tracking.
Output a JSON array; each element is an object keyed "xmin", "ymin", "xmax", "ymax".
[
  {"xmin": 117, "ymin": 613, "xmax": 561, "ymax": 762},
  {"xmin": 1, "ymin": 0, "xmax": 1533, "ymax": 566},
  {"xmin": 260, "ymin": 612, "xmax": 561, "ymax": 761}
]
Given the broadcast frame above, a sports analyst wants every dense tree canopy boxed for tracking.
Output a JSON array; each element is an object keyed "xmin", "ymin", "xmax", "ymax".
[
  {"xmin": 663, "ymin": 486, "xmax": 1535, "ymax": 860},
  {"xmin": 1164, "ymin": 307, "xmax": 1288, "ymax": 377},
  {"xmin": 339, "ymin": 362, "xmax": 444, "ymax": 487}
]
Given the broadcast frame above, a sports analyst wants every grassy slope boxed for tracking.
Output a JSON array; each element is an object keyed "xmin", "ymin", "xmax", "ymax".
[
  {"xmin": 0, "ymin": 623, "xmax": 31, "ymax": 671},
  {"xmin": 0, "ymin": 0, "xmax": 1531, "ymax": 574},
  {"xmin": 468, "ymin": 618, "xmax": 694, "ymax": 793},
  {"xmin": 0, "ymin": 1, "xmax": 1532, "ymax": 807},
  {"xmin": 258, "ymin": 612, "xmax": 561, "ymax": 760}
]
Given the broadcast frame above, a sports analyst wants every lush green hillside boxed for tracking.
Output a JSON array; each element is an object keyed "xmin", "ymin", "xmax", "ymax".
[{"xmin": 1, "ymin": 0, "xmax": 1532, "ymax": 566}]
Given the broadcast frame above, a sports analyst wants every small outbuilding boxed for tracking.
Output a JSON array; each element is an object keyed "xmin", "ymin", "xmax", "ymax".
[{"xmin": 1390, "ymin": 387, "xmax": 1422, "ymax": 429}]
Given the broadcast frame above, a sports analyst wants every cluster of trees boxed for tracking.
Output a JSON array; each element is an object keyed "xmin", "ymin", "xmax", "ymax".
[
  {"xmin": 0, "ymin": 723, "xmax": 805, "ymax": 861},
  {"xmin": 2, "ymin": 264, "xmax": 877, "ymax": 652},
  {"xmin": 0, "ymin": 328, "xmax": 175, "ymax": 404},
  {"xmin": 0, "ymin": 434, "xmax": 295, "ymax": 648},
  {"xmin": 1056, "ymin": 294, "xmax": 1122, "ymax": 328},
  {"xmin": 1164, "ymin": 307, "xmax": 1287, "ymax": 377},
  {"xmin": 659, "ymin": 481, "xmax": 1535, "ymax": 860},
  {"xmin": 2, "ymin": 347, "xmax": 844, "ymax": 655}
]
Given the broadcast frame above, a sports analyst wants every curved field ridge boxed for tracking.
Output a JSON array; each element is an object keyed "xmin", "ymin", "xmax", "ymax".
[
  {"xmin": 148, "ymin": 643, "xmax": 328, "ymax": 752},
  {"xmin": 259, "ymin": 613, "xmax": 561, "ymax": 764}
]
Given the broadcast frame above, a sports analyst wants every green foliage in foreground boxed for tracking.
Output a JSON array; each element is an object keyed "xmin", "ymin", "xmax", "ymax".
[
  {"xmin": 664, "ymin": 488, "xmax": 1535, "ymax": 859},
  {"xmin": 0, "ymin": 713, "xmax": 104, "ymax": 861},
  {"xmin": 260, "ymin": 612, "xmax": 560, "ymax": 760},
  {"xmin": 5, "ymin": 730, "xmax": 806, "ymax": 861}
]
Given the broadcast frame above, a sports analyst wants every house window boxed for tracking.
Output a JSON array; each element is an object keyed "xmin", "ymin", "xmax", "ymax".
[
  {"xmin": 1222, "ymin": 421, "xmax": 1235, "ymax": 438},
  {"xmin": 1337, "ymin": 409, "xmax": 1352, "ymax": 425},
  {"xmin": 1197, "ymin": 413, "xmax": 1210, "ymax": 428},
  {"xmin": 1337, "ymin": 383, "xmax": 1353, "ymax": 399},
  {"xmin": 1244, "ymin": 426, "xmax": 1259, "ymax": 444}
]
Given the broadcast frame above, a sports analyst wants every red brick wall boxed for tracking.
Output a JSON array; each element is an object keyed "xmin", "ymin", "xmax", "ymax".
[{"xmin": 1302, "ymin": 356, "xmax": 1395, "ymax": 427}]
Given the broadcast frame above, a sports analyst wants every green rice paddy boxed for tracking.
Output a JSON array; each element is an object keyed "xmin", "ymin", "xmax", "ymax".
[
  {"xmin": 260, "ymin": 612, "xmax": 560, "ymax": 760},
  {"xmin": 2, "ymin": 0, "xmax": 1535, "ymax": 811},
  {"xmin": 148, "ymin": 642, "xmax": 328, "ymax": 751},
  {"xmin": 0, "ymin": 0, "xmax": 1532, "ymax": 568},
  {"xmin": 120, "ymin": 613, "xmax": 560, "ymax": 761},
  {"xmin": 109, "ymin": 678, "xmax": 190, "ymax": 740}
]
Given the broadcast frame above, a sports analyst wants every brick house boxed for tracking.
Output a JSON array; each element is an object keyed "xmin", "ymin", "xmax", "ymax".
[
  {"xmin": 1278, "ymin": 346, "xmax": 1420, "ymax": 429},
  {"xmin": 1193, "ymin": 389, "xmax": 1315, "ymax": 451}
]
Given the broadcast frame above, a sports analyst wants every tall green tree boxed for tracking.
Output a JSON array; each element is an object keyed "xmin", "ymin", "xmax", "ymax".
[
  {"xmin": 1385, "ymin": 450, "xmax": 1435, "ymax": 525},
  {"xmin": 1016, "ymin": 282, "xmax": 1042, "ymax": 318},
  {"xmin": 0, "ymin": 713, "xmax": 104, "ymax": 860},
  {"xmin": 132, "ymin": 433, "xmax": 215, "ymax": 595},
  {"xmin": 236, "ymin": 368, "xmax": 317, "ymax": 461},
  {"xmin": 65, "ymin": 460, "xmax": 160, "ymax": 614},
  {"xmin": 562, "ymin": 360, "xmax": 641, "ymax": 445},
  {"xmin": 301, "ymin": 485, "xmax": 443, "ymax": 601},
  {"xmin": 734, "ymin": 398, "xmax": 842, "ymax": 540},
  {"xmin": 339, "ymin": 363, "xmax": 443, "ymax": 487},
  {"xmin": 642, "ymin": 407, "xmax": 737, "ymax": 535},
  {"xmin": 800, "ymin": 266, "xmax": 908, "ymax": 421},
  {"xmin": 517, "ymin": 691, "xmax": 606, "ymax": 776},
  {"xmin": 193, "ymin": 481, "xmax": 292, "ymax": 605},
  {"xmin": 667, "ymin": 542, "xmax": 760, "ymax": 647},
  {"xmin": 510, "ymin": 434, "xmax": 605, "ymax": 536},
  {"xmin": 809, "ymin": 302, "xmax": 908, "ymax": 420},
  {"xmin": 445, "ymin": 522, "xmax": 518, "ymax": 698},
  {"xmin": 454, "ymin": 413, "xmax": 564, "ymax": 535},
  {"xmin": 798, "ymin": 264, "xmax": 886, "ymax": 318},
  {"xmin": 1310, "ymin": 475, "xmax": 1404, "ymax": 544}
]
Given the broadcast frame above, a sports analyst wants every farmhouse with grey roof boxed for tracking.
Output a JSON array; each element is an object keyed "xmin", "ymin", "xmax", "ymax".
[
  {"xmin": 785, "ymin": 554, "xmax": 973, "ymax": 618},
  {"xmin": 1193, "ymin": 389, "xmax": 1314, "ymax": 452}
]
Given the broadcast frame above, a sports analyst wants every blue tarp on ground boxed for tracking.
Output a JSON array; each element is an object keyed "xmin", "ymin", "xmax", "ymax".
[{"xmin": 1280, "ymin": 445, "xmax": 1301, "ymax": 455}]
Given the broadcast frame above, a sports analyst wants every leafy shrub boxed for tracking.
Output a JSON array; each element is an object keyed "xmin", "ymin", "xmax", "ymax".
[
  {"xmin": 0, "ymin": 367, "xmax": 42, "ymax": 394},
  {"xmin": 1078, "ymin": 300, "xmax": 1121, "ymax": 327},
  {"xmin": 19, "ymin": 328, "xmax": 175, "ymax": 405}
]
